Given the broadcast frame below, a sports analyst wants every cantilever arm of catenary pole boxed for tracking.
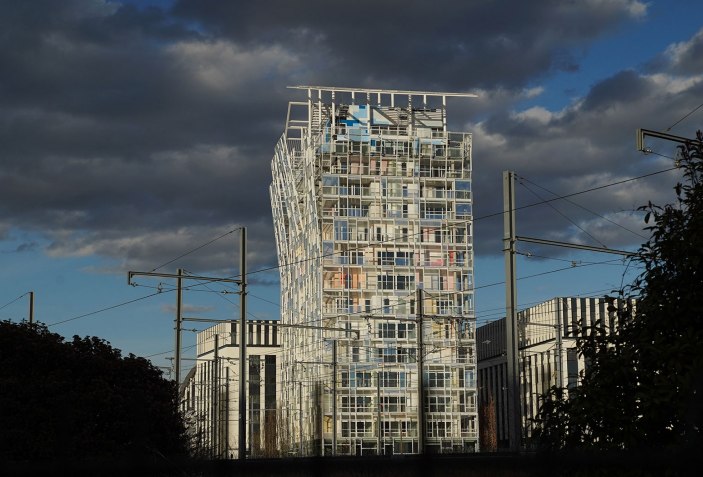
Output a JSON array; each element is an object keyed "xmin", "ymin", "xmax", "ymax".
[
  {"xmin": 128, "ymin": 270, "xmax": 242, "ymax": 285},
  {"xmin": 636, "ymin": 128, "xmax": 703, "ymax": 152},
  {"xmin": 180, "ymin": 317, "xmax": 360, "ymax": 339}
]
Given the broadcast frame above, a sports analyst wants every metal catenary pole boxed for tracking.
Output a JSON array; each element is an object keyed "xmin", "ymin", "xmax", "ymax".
[
  {"xmin": 503, "ymin": 164, "xmax": 637, "ymax": 452},
  {"xmin": 238, "ymin": 227, "xmax": 247, "ymax": 460},
  {"xmin": 28, "ymin": 291, "xmax": 34, "ymax": 325},
  {"xmin": 503, "ymin": 170, "xmax": 521, "ymax": 452},
  {"xmin": 416, "ymin": 286, "xmax": 425, "ymax": 454}
]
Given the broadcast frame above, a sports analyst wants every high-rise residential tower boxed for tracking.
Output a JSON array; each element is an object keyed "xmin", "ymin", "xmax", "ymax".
[{"xmin": 270, "ymin": 86, "xmax": 478, "ymax": 455}]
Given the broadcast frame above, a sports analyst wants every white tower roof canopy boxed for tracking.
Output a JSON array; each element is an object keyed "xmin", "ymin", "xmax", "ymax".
[{"xmin": 288, "ymin": 85, "xmax": 478, "ymax": 101}]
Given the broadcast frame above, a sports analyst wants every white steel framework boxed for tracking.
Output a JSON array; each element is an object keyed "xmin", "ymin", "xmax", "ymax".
[{"xmin": 270, "ymin": 86, "xmax": 478, "ymax": 455}]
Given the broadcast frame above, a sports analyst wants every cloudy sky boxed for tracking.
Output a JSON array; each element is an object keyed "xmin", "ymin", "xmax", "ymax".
[{"xmin": 1, "ymin": 0, "xmax": 701, "ymax": 370}]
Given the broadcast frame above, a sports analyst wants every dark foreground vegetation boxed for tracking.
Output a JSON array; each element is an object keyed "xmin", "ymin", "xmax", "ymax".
[
  {"xmin": 534, "ymin": 132, "xmax": 703, "ymax": 453},
  {"xmin": 0, "ymin": 320, "xmax": 189, "ymax": 463},
  {"xmin": 3, "ymin": 451, "xmax": 701, "ymax": 477}
]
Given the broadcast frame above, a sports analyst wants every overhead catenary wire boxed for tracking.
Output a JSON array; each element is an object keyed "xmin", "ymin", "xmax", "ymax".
[
  {"xmin": 517, "ymin": 174, "xmax": 649, "ymax": 241},
  {"xmin": 47, "ymin": 290, "xmax": 167, "ymax": 327},
  {"xmin": 238, "ymin": 166, "xmax": 678, "ymax": 280},
  {"xmin": 517, "ymin": 177, "xmax": 608, "ymax": 248},
  {"xmin": 666, "ymin": 101, "xmax": 703, "ymax": 132},
  {"xmin": 40, "ymin": 166, "xmax": 675, "ymax": 331},
  {"xmin": 149, "ymin": 226, "xmax": 241, "ymax": 272},
  {"xmin": 0, "ymin": 292, "xmax": 29, "ymax": 312}
]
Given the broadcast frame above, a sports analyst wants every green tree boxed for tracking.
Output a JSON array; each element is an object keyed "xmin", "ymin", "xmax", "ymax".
[
  {"xmin": 0, "ymin": 320, "xmax": 188, "ymax": 462},
  {"xmin": 534, "ymin": 131, "xmax": 703, "ymax": 451}
]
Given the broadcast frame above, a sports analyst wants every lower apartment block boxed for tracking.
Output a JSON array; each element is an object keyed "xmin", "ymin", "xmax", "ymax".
[
  {"xmin": 476, "ymin": 296, "xmax": 633, "ymax": 449},
  {"xmin": 180, "ymin": 320, "xmax": 280, "ymax": 459}
]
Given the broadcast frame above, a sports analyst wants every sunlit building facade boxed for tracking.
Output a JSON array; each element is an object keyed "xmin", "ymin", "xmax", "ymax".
[
  {"xmin": 476, "ymin": 296, "xmax": 634, "ymax": 449},
  {"xmin": 270, "ymin": 86, "xmax": 478, "ymax": 455},
  {"xmin": 180, "ymin": 321, "xmax": 280, "ymax": 459}
]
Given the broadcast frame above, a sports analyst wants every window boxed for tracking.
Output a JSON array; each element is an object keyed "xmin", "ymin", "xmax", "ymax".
[
  {"xmin": 382, "ymin": 347, "xmax": 396, "ymax": 363},
  {"xmin": 461, "ymin": 416, "xmax": 476, "ymax": 436},
  {"xmin": 356, "ymin": 372, "xmax": 372, "ymax": 388},
  {"xmin": 427, "ymin": 396, "xmax": 450, "ymax": 413},
  {"xmin": 437, "ymin": 300, "xmax": 453, "ymax": 315},
  {"xmin": 457, "ymin": 347, "xmax": 469, "ymax": 363},
  {"xmin": 428, "ymin": 372, "xmax": 449, "ymax": 388},
  {"xmin": 342, "ymin": 421, "xmax": 372, "ymax": 437},
  {"xmin": 381, "ymin": 396, "xmax": 406, "ymax": 412},
  {"xmin": 427, "ymin": 421, "xmax": 451, "ymax": 438},
  {"xmin": 395, "ymin": 251, "xmax": 412, "ymax": 266},
  {"xmin": 464, "ymin": 370, "xmax": 475, "ymax": 388},
  {"xmin": 397, "ymin": 275, "xmax": 408, "ymax": 290},
  {"xmin": 397, "ymin": 323, "xmax": 416, "ymax": 339},
  {"xmin": 336, "ymin": 298, "xmax": 352, "ymax": 313},
  {"xmin": 458, "ymin": 368, "xmax": 475, "ymax": 388},
  {"xmin": 335, "ymin": 220, "xmax": 349, "ymax": 240},
  {"xmin": 378, "ymin": 323, "xmax": 396, "ymax": 339},
  {"xmin": 380, "ymin": 371, "xmax": 406, "ymax": 388},
  {"xmin": 377, "ymin": 274, "xmax": 413, "ymax": 290},
  {"xmin": 342, "ymin": 371, "xmax": 372, "ymax": 388},
  {"xmin": 377, "ymin": 251, "xmax": 394, "ymax": 265},
  {"xmin": 354, "ymin": 421, "xmax": 372, "ymax": 436},
  {"xmin": 456, "ymin": 251, "xmax": 465, "ymax": 265},
  {"xmin": 378, "ymin": 275, "xmax": 393, "ymax": 290},
  {"xmin": 350, "ymin": 251, "xmax": 364, "ymax": 265},
  {"xmin": 382, "ymin": 421, "xmax": 400, "ymax": 437},
  {"xmin": 455, "ymin": 227, "xmax": 465, "ymax": 244},
  {"xmin": 457, "ymin": 203, "xmax": 472, "ymax": 217},
  {"xmin": 341, "ymin": 396, "xmax": 371, "ymax": 412},
  {"xmin": 455, "ymin": 180, "xmax": 471, "ymax": 199},
  {"xmin": 396, "ymin": 347, "xmax": 416, "ymax": 363}
]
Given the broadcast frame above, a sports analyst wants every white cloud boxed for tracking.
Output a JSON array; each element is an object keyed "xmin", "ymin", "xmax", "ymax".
[
  {"xmin": 168, "ymin": 40, "xmax": 302, "ymax": 92},
  {"xmin": 663, "ymin": 27, "xmax": 703, "ymax": 74},
  {"xmin": 511, "ymin": 106, "xmax": 556, "ymax": 124}
]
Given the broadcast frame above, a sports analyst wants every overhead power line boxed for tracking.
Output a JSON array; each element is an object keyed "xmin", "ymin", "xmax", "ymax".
[
  {"xmin": 666, "ymin": 102, "xmax": 703, "ymax": 132},
  {"xmin": 42, "ymin": 166, "xmax": 676, "ymax": 328},
  {"xmin": 517, "ymin": 174, "xmax": 649, "ymax": 241},
  {"xmin": 47, "ymin": 291, "xmax": 167, "ymax": 327},
  {"xmin": 241, "ymin": 166, "xmax": 679, "ymax": 279},
  {"xmin": 518, "ymin": 179, "xmax": 607, "ymax": 248},
  {"xmin": 150, "ymin": 226, "xmax": 241, "ymax": 272},
  {"xmin": 0, "ymin": 292, "xmax": 29, "ymax": 312}
]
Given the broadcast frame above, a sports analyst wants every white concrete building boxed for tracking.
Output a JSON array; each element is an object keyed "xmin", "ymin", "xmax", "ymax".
[
  {"xmin": 476, "ymin": 296, "xmax": 632, "ymax": 449},
  {"xmin": 180, "ymin": 321, "xmax": 280, "ymax": 458},
  {"xmin": 270, "ymin": 86, "xmax": 478, "ymax": 455}
]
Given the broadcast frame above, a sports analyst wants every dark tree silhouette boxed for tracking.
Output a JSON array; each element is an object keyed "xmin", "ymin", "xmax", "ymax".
[
  {"xmin": 534, "ymin": 131, "xmax": 703, "ymax": 451},
  {"xmin": 0, "ymin": 320, "xmax": 188, "ymax": 462}
]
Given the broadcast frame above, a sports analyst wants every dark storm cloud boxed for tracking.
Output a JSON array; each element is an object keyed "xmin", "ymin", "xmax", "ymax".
[
  {"xmin": 171, "ymin": 0, "xmax": 646, "ymax": 90},
  {"xmin": 5, "ymin": 0, "xmax": 698, "ymax": 278},
  {"xmin": 0, "ymin": 0, "xmax": 294, "ymax": 272},
  {"xmin": 580, "ymin": 70, "xmax": 653, "ymax": 112}
]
